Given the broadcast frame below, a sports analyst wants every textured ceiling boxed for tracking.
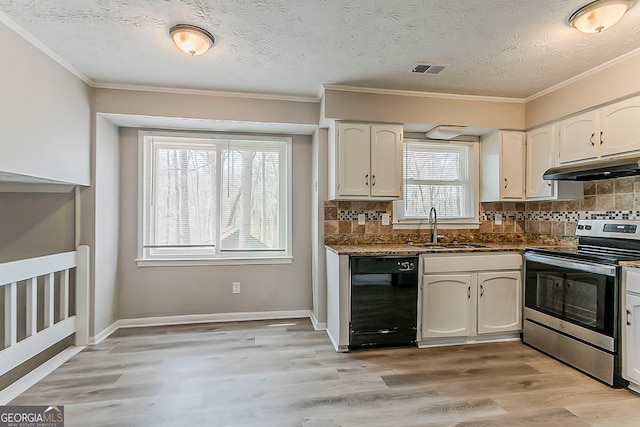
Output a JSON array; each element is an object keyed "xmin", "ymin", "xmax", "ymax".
[{"xmin": 2, "ymin": 0, "xmax": 640, "ymax": 99}]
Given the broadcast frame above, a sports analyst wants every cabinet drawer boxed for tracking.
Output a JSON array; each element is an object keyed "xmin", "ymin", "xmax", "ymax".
[{"xmin": 423, "ymin": 253, "xmax": 522, "ymax": 274}]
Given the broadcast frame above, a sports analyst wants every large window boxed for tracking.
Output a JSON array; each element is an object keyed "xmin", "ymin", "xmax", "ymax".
[
  {"xmin": 138, "ymin": 131, "xmax": 292, "ymax": 265},
  {"xmin": 395, "ymin": 140, "xmax": 479, "ymax": 227}
]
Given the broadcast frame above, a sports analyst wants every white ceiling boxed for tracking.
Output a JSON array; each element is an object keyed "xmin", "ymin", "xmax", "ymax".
[{"xmin": 1, "ymin": 0, "xmax": 640, "ymax": 100}]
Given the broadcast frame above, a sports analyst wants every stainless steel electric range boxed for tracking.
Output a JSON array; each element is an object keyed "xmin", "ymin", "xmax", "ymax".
[{"xmin": 524, "ymin": 219, "xmax": 640, "ymax": 387}]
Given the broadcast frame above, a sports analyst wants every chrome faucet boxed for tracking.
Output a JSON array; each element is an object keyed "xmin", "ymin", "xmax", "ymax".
[{"xmin": 429, "ymin": 207, "xmax": 438, "ymax": 243}]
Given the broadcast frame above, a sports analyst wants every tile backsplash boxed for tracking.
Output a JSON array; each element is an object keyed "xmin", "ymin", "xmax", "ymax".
[{"xmin": 324, "ymin": 176, "xmax": 640, "ymax": 244}]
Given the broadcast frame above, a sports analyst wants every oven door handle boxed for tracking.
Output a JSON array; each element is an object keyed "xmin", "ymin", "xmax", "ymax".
[{"xmin": 524, "ymin": 253, "xmax": 616, "ymax": 276}]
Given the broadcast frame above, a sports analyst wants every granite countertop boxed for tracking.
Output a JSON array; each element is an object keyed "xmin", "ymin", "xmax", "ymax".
[
  {"xmin": 325, "ymin": 242, "xmax": 574, "ymax": 256},
  {"xmin": 621, "ymin": 261, "xmax": 640, "ymax": 269}
]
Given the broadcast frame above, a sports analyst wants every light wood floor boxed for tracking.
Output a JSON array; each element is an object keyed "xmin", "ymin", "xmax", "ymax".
[{"xmin": 10, "ymin": 318, "xmax": 640, "ymax": 426}]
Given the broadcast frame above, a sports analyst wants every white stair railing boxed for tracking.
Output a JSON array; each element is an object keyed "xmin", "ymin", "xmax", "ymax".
[{"xmin": 0, "ymin": 246, "xmax": 89, "ymax": 378}]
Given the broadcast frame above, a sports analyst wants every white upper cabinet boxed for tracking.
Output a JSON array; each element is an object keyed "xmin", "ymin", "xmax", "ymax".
[
  {"xmin": 526, "ymin": 125, "xmax": 555, "ymax": 199},
  {"xmin": 558, "ymin": 110, "xmax": 599, "ymax": 164},
  {"xmin": 336, "ymin": 123, "xmax": 371, "ymax": 197},
  {"xmin": 600, "ymin": 97, "xmax": 640, "ymax": 157},
  {"xmin": 370, "ymin": 125, "xmax": 404, "ymax": 198},
  {"xmin": 501, "ymin": 131, "xmax": 526, "ymax": 199},
  {"xmin": 558, "ymin": 95, "xmax": 640, "ymax": 164},
  {"xmin": 329, "ymin": 122, "xmax": 403, "ymax": 200},
  {"xmin": 525, "ymin": 125, "xmax": 583, "ymax": 201},
  {"xmin": 480, "ymin": 130, "xmax": 525, "ymax": 202}
]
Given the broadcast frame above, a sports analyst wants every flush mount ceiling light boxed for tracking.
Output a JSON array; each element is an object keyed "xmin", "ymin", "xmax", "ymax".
[
  {"xmin": 169, "ymin": 24, "xmax": 215, "ymax": 56},
  {"xmin": 568, "ymin": 0, "xmax": 636, "ymax": 33}
]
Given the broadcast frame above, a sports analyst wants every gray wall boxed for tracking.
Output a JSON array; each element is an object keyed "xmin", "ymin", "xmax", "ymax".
[
  {"xmin": 311, "ymin": 128, "xmax": 328, "ymax": 326},
  {"xmin": 0, "ymin": 21, "xmax": 91, "ymax": 185},
  {"xmin": 0, "ymin": 192, "xmax": 75, "ymax": 263},
  {"xmin": 94, "ymin": 116, "xmax": 120, "ymax": 335},
  {"xmin": 79, "ymin": 115, "xmax": 121, "ymax": 338},
  {"xmin": 526, "ymin": 54, "xmax": 640, "ymax": 128},
  {"xmin": 117, "ymin": 128, "xmax": 313, "ymax": 319}
]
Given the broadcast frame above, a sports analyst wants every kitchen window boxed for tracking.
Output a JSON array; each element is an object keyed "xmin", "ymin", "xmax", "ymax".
[
  {"xmin": 394, "ymin": 139, "xmax": 479, "ymax": 228},
  {"xmin": 137, "ymin": 131, "xmax": 292, "ymax": 266}
]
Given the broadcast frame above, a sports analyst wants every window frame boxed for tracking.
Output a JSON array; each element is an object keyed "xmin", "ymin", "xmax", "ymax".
[
  {"xmin": 137, "ymin": 130, "xmax": 293, "ymax": 267},
  {"xmin": 393, "ymin": 138, "xmax": 480, "ymax": 230}
]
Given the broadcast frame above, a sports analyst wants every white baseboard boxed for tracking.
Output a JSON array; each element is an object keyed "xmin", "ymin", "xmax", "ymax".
[
  {"xmin": 628, "ymin": 382, "xmax": 640, "ymax": 395},
  {"xmin": 90, "ymin": 321, "xmax": 120, "ymax": 346},
  {"xmin": 1, "ymin": 311, "xmax": 313, "ymax": 403},
  {"xmin": 118, "ymin": 310, "xmax": 312, "ymax": 329},
  {"xmin": 0, "ymin": 346, "xmax": 84, "ymax": 405},
  {"xmin": 310, "ymin": 312, "xmax": 327, "ymax": 331}
]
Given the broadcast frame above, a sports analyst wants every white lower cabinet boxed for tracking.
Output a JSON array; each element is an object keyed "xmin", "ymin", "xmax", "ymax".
[
  {"xmin": 625, "ymin": 293, "xmax": 640, "ymax": 387},
  {"xmin": 422, "ymin": 274, "xmax": 475, "ymax": 338},
  {"xmin": 622, "ymin": 267, "xmax": 640, "ymax": 392},
  {"xmin": 477, "ymin": 271, "xmax": 522, "ymax": 335},
  {"xmin": 420, "ymin": 253, "xmax": 522, "ymax": 345}
]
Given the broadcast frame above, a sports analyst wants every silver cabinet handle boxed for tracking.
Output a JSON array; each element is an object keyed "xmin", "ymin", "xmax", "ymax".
[
  {"xmin": 628, "ymin": 309, "xmax": 632, "ymax": 326},
  {"xmin": 364, "ymin": 174, "xmax": 369, "ymax": 186},
  {"xmin": 590, "ymin": 132, "xmax": 595, "ymax": 146}
]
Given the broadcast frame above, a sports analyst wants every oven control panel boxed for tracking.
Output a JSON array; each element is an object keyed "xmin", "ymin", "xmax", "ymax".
[{"xmin": 576, "ymin": 219, "xmax": 640, "ymax": 238}]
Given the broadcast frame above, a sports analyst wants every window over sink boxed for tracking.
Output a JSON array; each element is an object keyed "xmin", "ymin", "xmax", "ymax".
[
  {"xmin": 137, "ymin": 131, "xmax": 292, "ymax": 266},
  {"xmin": 393, "ymin": 139, "xmax": 479, "ymax": 228}
]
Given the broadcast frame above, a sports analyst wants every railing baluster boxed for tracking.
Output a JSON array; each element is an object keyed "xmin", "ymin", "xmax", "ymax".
[
  {"xmin": 60, "ymin": 269, "xmax": 69, "ymax": 320},
  {"xmin": 43, "ymin": 272, "xmax": 55, "ymax": 328},
  {"xmin": 4, "ymin": 282, "xmax": 17, "ymax": 348},
  {"xmin": 26, "ymin": 277, "xmax": 37, "ymax": 337}
]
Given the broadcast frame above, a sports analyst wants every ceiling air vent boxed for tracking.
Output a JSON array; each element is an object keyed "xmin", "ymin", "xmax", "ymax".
[{"xmin": 409, "ymin": 63, "xmax": 447, "ymax": 75}]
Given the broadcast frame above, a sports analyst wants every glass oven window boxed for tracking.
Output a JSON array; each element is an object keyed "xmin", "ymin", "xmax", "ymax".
[
  {"xmin": 525, "ymin": 260, "xmax": 615, "ymax": 337},
  {"xmin": 565, "ymin": 273, "xmax": 607, "ymax": 330}
]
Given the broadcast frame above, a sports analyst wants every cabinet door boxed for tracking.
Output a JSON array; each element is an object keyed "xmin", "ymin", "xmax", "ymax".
[
  {"xmin": 526, "ymin": 125, "xmax": 555, "ymax": 199},
  {"xmin": 477, "ymin": 271, "xmax": 522, "ymax": 335},
  {"xmin": 558, "ymin": 111, "xmax": 598, "ymax": 164},
  {"xmin": 500, "ymin": 131, "xmax": 525, "ymax": 200},
  {"xmin": 337, "ymin": 123, "xmax": 371, "ymax": 196},
  {"xmin": 624, "ymin": 293, "xmax": 640, "ymax": 385},
  {"xmin": 370, "ymin": 124, "xmax": 403, "ymax": 198},
  {"xmin": 600, "ymin": 96, "xmax": 640, "ymax": 157},
  {"xmin": 422, "ymin": 274, "xmax": 475, "ymax": 339}
]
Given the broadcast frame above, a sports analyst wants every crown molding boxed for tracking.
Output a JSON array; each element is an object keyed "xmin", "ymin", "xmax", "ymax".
[
  {"xmin": 0, "ymin": 11, "xmax": 92, "ymax": 86},
  {"xmin": 92, "ymin": 82, "xmax": 320, "ymax": 103},
  {"xmin": 322, "ymin": 84, "xmax": 526, "ymax": 104},
  {"xmin": 526, "ymin": 45, "xmax": 640, "ymax": 102}
]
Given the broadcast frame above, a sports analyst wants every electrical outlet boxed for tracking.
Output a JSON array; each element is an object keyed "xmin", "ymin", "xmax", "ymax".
[
  {"xmin": 495, "ymin": 213, "xmax": 503, "ymax": 225},
  {"xmin": 358, "ymin": 213, "xmax": 366, "ymax": 225},
  {"xmin": 232, "ymin": 282, "xmax": 240, "ymax": 294},
  {"xmin": 381, "ymin": 213, "xmax": 390, "ymax": 226}
]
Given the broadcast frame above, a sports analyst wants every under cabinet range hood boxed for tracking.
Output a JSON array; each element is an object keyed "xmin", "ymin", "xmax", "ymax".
[{"xmin": 543, "ymin": 154, "xmax": 640, "ymax": 181}]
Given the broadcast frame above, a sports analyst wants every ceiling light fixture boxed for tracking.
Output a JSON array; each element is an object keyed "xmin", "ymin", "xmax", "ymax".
[
  {"xmin": 425, "ymin": 125, "xmax": 467, "ymax": 140},
  {"xmin": 169, "ymin": 24, "xmax": 215, "ymax": 56},
  {"xmin": 568, "ymin": 0, "xmax": 635, "ymax": 33}
]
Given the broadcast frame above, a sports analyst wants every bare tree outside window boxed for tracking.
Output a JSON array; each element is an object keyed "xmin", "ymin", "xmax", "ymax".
[
  {"xmin": 401, "ymin": 141, "xmax": 474, "ymax": 220},
  {"xmin": 142, "ymin": 134, "xmax": 290, "ymax": 260}
]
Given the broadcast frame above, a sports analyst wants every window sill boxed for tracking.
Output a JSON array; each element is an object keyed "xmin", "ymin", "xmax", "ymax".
[
  {"xmin": 135, "ymin": 256, "xmax": 293, "ymax": 267},
  {"xmin": 393, "ymin": 221, "xmax": 480, "ymax": 230}
]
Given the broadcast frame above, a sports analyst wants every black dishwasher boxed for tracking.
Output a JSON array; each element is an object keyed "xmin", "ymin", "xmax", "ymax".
[{"xmin": 350, "ymin": 256, "xmax": 418, "ymax": 349}]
